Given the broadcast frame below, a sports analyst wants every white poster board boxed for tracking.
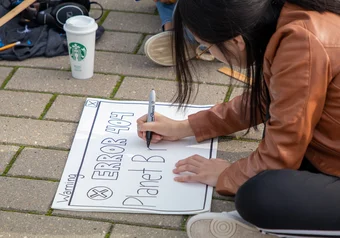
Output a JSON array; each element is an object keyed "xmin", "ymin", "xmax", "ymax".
[{"xmin": 52, "ymin": 98, "xmax": 217, "ymax": 214}]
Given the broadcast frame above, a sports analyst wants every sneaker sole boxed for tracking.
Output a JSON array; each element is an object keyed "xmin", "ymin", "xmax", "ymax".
[
  {"xmin": 187, "ymin": 212, "xmax": 268, "ymax": 238},
  {"xmin": 144, "ymin": 31, "xmax": 196, "ymax": 66}
]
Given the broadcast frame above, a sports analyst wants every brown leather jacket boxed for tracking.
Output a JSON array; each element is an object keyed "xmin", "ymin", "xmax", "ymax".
[{"xmin": 188, "ymin": 3, "xmax": 340, "ymax": 195}]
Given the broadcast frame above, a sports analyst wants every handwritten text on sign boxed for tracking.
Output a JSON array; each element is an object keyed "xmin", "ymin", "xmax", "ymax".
[{"xmin": 52, "ymin": 99, "xmax": 216, "ymax": 214}]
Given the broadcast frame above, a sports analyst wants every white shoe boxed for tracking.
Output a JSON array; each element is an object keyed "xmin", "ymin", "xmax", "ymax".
[
  {"xmin": 186, "ymin": 211, "xmax": 274, "ymax": 238},
  {"xmin": 187, "ymin": 211, "xmax": 340, "ymax": 238},
  {"xmin": 144, "ymin": 31, "xmax": 196, "ymax": 66}
]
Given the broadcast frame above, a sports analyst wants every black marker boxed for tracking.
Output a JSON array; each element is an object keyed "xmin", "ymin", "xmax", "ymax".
[{"xmin": 146, "ymin": 89, "xmax": 156, "ymax": 148}]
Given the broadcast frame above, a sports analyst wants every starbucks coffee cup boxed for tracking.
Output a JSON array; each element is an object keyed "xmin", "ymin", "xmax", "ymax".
[{"xmin": 64, "ymin": 16, "xmax": 98, "ymax": 79}]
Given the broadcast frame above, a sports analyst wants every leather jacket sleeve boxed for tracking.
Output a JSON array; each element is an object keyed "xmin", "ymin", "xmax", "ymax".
[
  {"xmin": 189, "ymin": 24, "xmax": 331, "ymax": 195},
  {"xmin": 188, "ymin": 92, "xmax": 262, "ymax": 142}
]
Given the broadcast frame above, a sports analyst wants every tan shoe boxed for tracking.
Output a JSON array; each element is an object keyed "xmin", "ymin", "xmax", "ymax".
[{"xmin": 144, "ymin": 31, "xmax": 196, "ymax": 66}]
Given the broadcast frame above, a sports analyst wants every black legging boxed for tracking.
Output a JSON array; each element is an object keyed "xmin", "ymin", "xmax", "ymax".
[{"xmin": 235, "ymin": 159, "xmax": 340, "ymax": 231}]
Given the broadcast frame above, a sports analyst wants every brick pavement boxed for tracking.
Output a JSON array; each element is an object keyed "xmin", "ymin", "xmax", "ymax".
[{"xmin": 0, "ymin": 1, "xmax": 263, "ymax": 237}]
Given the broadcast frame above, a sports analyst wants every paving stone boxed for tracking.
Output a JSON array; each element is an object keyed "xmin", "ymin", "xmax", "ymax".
[
  {"xmin": 95, "ymin": 0, "xmax": 156, "ymax": 13},
  {"xmin": 6, "ymin": 68, "xmax": 119, "ymax": 97},
  {"xmin": 0, "ymin": 145, "xmax": 19, "ymax": 174},
  {"xmin": 0, "ymin": 91, "xmax": 52, "ymax": 118},
  {"xmin": 115, "ymin": 77, "xmax": 228, "ymax": 104},
  {"xmin": 96, "ymin": 31, "xmax": 142, "ymax": 53},
  {"xmin": 0, "ymin": 211, "xmax": 110, "ymax": 238},
  {"xmin": 185, "ymin": 199, "xmax": 235, "ymax": 222},
  {"xmin": 96, "ymin": 51, "xmax": 174, "ymax": 79},
  {"xmin": 188, "ymin": 60, "xmax": 242, "ymax": 86},
  {"xmin": 196, "ymin": 60, "xmax": 238, "ymax": 85},
  {"xmin": 0, "ymin": 67, "xmax": 13, "ymax": 86},
  {"xmin": 195, "ymin": 84, "xmax": 228, "ymax": 105},
  {"xmin": 111, "ymin": 224, "xmax": 187, "ymax": 238},
  {"xmin": 8, "ymin": 148, "xmax": 68, "ymax": 180},
  {"xmin": 190, "ymin": 61, "xmax": 232, "ymax": 86},
  {"xmin": 137, "ymin": 35, "xmax": 152, "ymax": 55},
  {"xmin": 95, "ymin": 52, "xmax": 227, "ymax": 84},
  {"xmin": 211, "ymin": 199, "xmax": 236, "ymax": 212},
  {"xmin": 0, "ymin": 56, "xmax": 70, "ymax": 69},
  {"xmin": 89, "ymin": 9, "xmax": 104, "ymax": 21},
  {"xmin": 45, "ymin": 95, "xmax": 86, "ymax": 122},
  {"xmin": 0, "ymin": 177, "xmax": 57, "ymax": 213},
  {"xmin": 0, "ymin": 117, "xmax": 76, "ymax": 149},
  {"xmin": 212, "ymin": 189, "xmax": 235, "ymax": 201},
  {"xmin": 103, "ymin": 12, "xmax": 161, "ymax": 34},
  {"xmin": 114, "ymin": 77, "xmax": 176, "ymax": 101},
  {"xmin": 53, "ymin": 210, "xmax": 183, "ymax": 229},
  {"xmin": 217, "ymin": 138, "xmax": 259, "ymax": 163}
]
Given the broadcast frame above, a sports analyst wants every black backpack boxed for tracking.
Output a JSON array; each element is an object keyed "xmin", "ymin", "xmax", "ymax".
[{"xmin": 11, "ymin": 0, "xmax": 103, "ymax": 29}]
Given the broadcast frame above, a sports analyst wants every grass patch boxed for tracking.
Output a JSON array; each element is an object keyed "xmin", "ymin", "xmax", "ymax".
[
  {"xmin": 181, "ymin": 216, "xmax": 189, "ymax": 230},
  {"xmin": 133, "ymin": 34, "xmax": 147, "ymax": 54},
  {"xmin": 104, "ymin": 225, "xmax": 114, "ymax": 238},
  {"xmin": 110, "ymin": 76, "xmax": 125, "ymax": 99},
  {"xmin": 45, "ymin": 208, "xmax": 54, "ymax": 216},
  {"xmin": 1, "ymin": 146, "xmax": 24, "ymax": 176},
  {"xmin": 6, "ymin": 175, "xmax": 59, "ymax": 182},
  {"xmin": 97, "ymin": 10, "xmax": 110, "ymax": 26},
  {"xmin": 0, "ymin": 67, "xmax": 18, "ymax": 89},
  {"xmin": 39, "ymin": 94, "xmax": 58, "ymax": 120},
  {"xmin": 224, "ymin": 86, "xmax": 234, "ymax": 102}
]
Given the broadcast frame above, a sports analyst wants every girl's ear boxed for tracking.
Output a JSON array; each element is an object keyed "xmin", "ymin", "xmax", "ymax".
[{"xmin": 232, "ymin": 35, "xmax": 246, "ymax": 52}]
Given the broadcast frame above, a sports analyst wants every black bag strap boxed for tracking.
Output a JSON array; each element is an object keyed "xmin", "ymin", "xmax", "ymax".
[
  {"xmin": 89, "ymin": 1, "xmax": 103, "ymax": 20},
  {"xmin": 1, "ymin": 0, "xmax": 13, "ymax": 9}
]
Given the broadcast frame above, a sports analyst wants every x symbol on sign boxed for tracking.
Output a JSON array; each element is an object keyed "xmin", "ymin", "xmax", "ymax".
[
  {"xmin": 86, "ymin": 100, "xmax": 98, "ymax": 107},
  {"xmin": 89, "ymin": 189, "xmax": 109, "ymax": 199},
  {"xmin": 87, "ymin": 186, "xmax": 113, "ymax": 200}
]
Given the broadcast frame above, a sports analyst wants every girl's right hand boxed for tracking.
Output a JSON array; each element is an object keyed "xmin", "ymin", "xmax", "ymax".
[{"xmin": 136, "ymin": 112, "xmax": 194, "ymax": 144}]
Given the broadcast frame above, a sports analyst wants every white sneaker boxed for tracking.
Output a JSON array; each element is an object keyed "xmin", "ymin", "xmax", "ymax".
[
  {"xmin": 187, "ymin": 211, "xmax": 340, "ymax": 238},
  {"xmin": 186, "ymin": 211, "xmax": 274, "ymax": 238},
  {"xmin": 144, "ymin": 31, "xmax": 196, "ymax": 66}
]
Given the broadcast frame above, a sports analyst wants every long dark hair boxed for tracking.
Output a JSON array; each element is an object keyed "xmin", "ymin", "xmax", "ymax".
[{"xmin": 173, "ymin": 0, "xmax": 340, "ymax": 132}]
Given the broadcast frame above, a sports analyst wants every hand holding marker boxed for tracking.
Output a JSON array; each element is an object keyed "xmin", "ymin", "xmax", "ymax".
[{"xmin": 146, "ymin": 89, "xmax": 156, "ymax": 148}]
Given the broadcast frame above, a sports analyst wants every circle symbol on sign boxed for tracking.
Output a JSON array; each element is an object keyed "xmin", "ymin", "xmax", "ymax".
[{"xmin": 87, "ymin": 186, "xmax": 113, "ymax": 200}]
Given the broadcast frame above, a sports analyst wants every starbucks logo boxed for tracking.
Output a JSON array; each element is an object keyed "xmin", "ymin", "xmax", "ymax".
[{"xmin": 69, "ymin": 42, "xmax": 87, "ymax": 61}]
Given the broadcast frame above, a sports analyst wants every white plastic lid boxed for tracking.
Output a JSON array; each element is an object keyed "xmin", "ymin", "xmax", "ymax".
[{"xmin": 64, "ymin": 16, "xmax": 98, "ymax": 35}]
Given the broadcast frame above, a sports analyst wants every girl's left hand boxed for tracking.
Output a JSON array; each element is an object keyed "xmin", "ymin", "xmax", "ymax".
[{"xmin": 173, "ymin": 155, "xmax": 231, "ymax": 187}]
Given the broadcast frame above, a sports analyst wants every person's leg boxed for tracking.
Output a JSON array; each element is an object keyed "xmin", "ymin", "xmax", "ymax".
[
  {"xmin": 235, "ymin": 169, "xmax": 340, "ymax": 235},
  {"xmin": 187, "ymin": 160, "xmax": 340, "ymax": 238},
  {"xmin": 145, "ymin": 1, "xmax": 213, "ymax": 66},
  {"xmin": 155, "ymin": 2, "xmax": 175, "ymax": 31}
]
